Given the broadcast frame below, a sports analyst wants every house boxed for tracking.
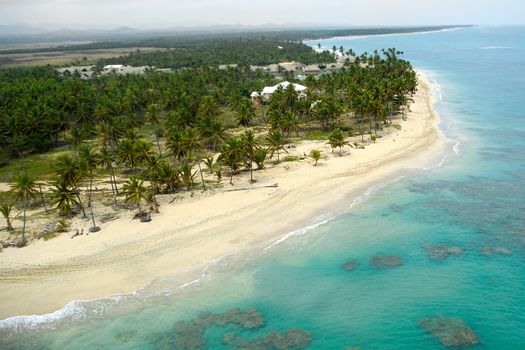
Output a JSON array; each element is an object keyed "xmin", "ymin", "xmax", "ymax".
[
  {"xmin": 56, "ymin": 66, "xmax": 94, "ymax": 79},
  {"xmin": 259, "ymin": 81, "xmax": 308, "ymax": 101},
  {"xmin": 250, "ymin": 92, "xmax": 261, "ymax": 107}
]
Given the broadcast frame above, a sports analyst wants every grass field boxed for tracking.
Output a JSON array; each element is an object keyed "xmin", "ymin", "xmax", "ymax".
[{"xmin": 0, "ymin": 47, "xmax": 165, "ymax": 68}]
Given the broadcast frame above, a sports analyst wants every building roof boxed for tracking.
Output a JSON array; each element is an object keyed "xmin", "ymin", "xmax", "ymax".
[{"xmin": 261, "ymin": 81, "xmax": 307, "ymax": 95}]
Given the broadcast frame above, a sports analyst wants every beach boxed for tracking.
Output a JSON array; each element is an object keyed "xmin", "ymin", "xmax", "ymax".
[{"xmin": 0, "ymin": 72, "xmax": 442, "ymax": 320}]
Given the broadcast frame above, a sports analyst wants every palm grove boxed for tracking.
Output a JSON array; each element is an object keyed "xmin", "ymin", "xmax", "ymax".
[{"xmin": 0, "ymin": 41, "xmax": 416, "ymax": 247}]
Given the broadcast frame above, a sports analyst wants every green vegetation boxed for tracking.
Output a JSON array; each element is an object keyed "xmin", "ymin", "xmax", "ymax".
[
  {"xmin": 99, "ymin": 38, "xmax": 334, "ymax": 69},
  {"xmin": 310, "ymin": 149, "xmax": 322, "ymax": 166},
  {"xmin": 0, "ymin": 39, "xmax": 418, "ymax": 246}
]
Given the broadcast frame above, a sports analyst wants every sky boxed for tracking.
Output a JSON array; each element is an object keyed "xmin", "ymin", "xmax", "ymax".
[{"xmin": 0, "ymin": 0, "xmax": 524, "ymax": 30}]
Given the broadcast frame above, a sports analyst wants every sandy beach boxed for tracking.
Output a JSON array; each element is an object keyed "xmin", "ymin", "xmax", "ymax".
[{"xmin": 0, "ymin": 72, "xmax": 443, "ymax": 320}]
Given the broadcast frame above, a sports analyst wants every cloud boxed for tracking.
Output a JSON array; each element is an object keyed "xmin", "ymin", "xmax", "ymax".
[{"xmin": 0, "ymin": 0, "xmax": 523, "ymax": 29}]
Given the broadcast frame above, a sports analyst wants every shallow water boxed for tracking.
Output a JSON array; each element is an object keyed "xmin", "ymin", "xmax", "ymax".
[{"xmin": 2, "ymin": 26, "xmax": 525, "ymax": 349}]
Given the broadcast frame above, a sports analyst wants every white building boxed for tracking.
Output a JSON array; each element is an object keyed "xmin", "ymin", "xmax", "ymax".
[{"xmin": 259, "ymin": 81, "xmax": 308, "ymax": 101}]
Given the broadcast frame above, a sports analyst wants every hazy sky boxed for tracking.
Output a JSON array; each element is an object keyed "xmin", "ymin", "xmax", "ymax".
[{"xmin": 1, "ymin": 0, "xmax": 524, "ymax": 29}]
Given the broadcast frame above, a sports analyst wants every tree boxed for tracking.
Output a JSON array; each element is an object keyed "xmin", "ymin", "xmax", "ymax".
[
  {"xmin": 328, "ymin": 128, "xmax": 349, "ymax": 155},
  {"xmin": 242, "ymin": 130, "xmax": 257, "ymax": 183},
  {"xmin": 253, "ymin": 146, "xmax": 269, "ymax": 170},
  {"xmin": 78, "ymin": 147, "xmax": 101, "ymax": 232},
  {"xmin": 310, "ymin": 149, "xmax": 321, "ymax": 166},
  {"xmin": 145, "ymin": 103, "xmax": 163, "ymax": 156},
  {"xmin": 122, "ymin": 177, "xmax": 147, "ymax": 213},
  {"xmin": 179, "ymin": 160, "xmax": 197, "ymax": 192},
  {"xmin": 219, "ymin": 136, "xmax": 245, "ymax": 185},
  {"xmin": 266, "ymin": 130, "xmax": 287, "ymax": 162},
  {"xmin": 0, "ymin": 203, "xmax": 14, "ymax": 232},
  {"xmin": 235, "ymin": 98, "xmax": 256, "ymax": 128},
  {"xmin": 11, "ymin": 171, "xmax": 38, "ymax": 244},
  {"xmin": 51, "ymin": 180, "xmax": 80, "ymax": 217},
  {"xmin": 182, "ymin": 128, "xmax": 206, "ymax": 191},
  {"xmin": 99, "ymin": 147, "xmax": 119, "ymax": 205},
  {"xmin": 78, "ymin": 144, "xmax": 100, "ymax": 207},
  {"xmin": 117, "ymin": 139, "xmax": 139, "ymax": 170},
  {"xmin": 53, "ymin": 155, "xmax": 87, "ymax": 218}
]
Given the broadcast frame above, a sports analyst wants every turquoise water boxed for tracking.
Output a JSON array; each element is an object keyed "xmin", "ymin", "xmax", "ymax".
[{"xmin": 2, "ymin": 26, "xmax": 525, "ymax": 349}]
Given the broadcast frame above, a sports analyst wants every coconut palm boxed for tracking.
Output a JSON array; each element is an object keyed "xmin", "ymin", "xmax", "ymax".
[
  {"xmin": 219, "ymin": 136, "xmax": 245, "ymax": 185},
  {"xmin": 182, "ymin": 128, "xmax": 206, "ymax": 191},
  {"xmin": 328, "ymin": 128, "xmax": 349, "ymax": 155},
  {"xmin": 51, "ymin": 180, "xmax": 80, "ymax": 217},
  {"xmin": 117, "ymin": 139, "xmax": 139, "ymax": 170},
  {"xmin": 78, "ymin": 144, "xmax": 100, "ymax": 207},
  {"xmin": 99, "ymin": 146, "xmax": 119, "ymax": 205},
  {"xmin": 145, "ymin": 103, "xmax": 163, "ymax": 156},
  {"xmin": 242, "ymin": 130, "xmax": 257, "ymax": 183},
  {"xmin": 53, "ymin": 155, "xmax": 87, "ymax": 218},
  {"xmin": 0, "ymin": 203, "xmax": 14, "ymax": 232},
  {"xmin": 37, "ymin": 182, "xmax": 49, "ymax": 213},
  {"xmin": 266, "ymin": 130, "xmax": 287, "ymax": 162},
  {"xmin": 166, "ymin": 129, "xmax": 187, "ymax": 161},
  {"xmin": 253, "ymin": 146, "xmax": 269, "ymax": 170},
  {"xmin": 11, "ymin": 171, "xmax": 38, "ymax": 243},
  {"xmin": 122, "ymin": 177, "xmax": 147, "ymax": 213},
  {"xmin": 235, "ymin": 98, "xmax": 256, "ymax": 128},
  {"xmin": 179, "ymin": 160, "xmax": 197, "ymax": 192}
]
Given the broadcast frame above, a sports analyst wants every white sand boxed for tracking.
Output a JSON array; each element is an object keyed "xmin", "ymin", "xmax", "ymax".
[{"xmin": 0, "ymin": 72, "xmax": 443, "ymax": 319}]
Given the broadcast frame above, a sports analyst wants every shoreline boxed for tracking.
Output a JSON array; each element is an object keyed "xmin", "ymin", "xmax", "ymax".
[
  {"xmin": 308, "ymin": 26, "xmax": 464, "ymax": 44},
  {"xmin": 0, "ymin": 71, "xmax": 444, "ymax": 321}
]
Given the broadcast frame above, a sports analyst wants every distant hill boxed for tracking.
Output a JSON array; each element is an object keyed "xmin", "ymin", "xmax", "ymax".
[
  {"xmin": 0, "ymin": 25, "xmax": 48, "ymax": 36},
  {"xmin": 0, "ymin": 24, "xmax": 473, "ymax": 47}
]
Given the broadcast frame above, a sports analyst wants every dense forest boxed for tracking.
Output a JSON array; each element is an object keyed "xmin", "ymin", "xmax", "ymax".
[{"xmin": 98, "ymin": 39, "xmax": 334, "ymax": 68}]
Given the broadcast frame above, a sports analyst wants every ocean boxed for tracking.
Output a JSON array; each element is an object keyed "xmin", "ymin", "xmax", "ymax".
[{"xmin": 1, "ymin": 26, "xmax": 525, "ymax": 349}]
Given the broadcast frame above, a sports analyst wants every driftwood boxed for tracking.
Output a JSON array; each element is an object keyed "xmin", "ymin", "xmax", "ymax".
[{"xmin": 226, "ymin": 183, "xmax": 278, "ymax": 192}]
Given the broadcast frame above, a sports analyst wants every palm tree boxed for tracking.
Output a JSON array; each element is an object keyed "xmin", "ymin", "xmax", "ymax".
[
  {"xmin": 51, "ymin": 180, "xmax": 80, "ymax": 217},
  {"xmin": 266, "ymin": 130, "xmax": 287, "ymax": 162},
  {"xmin": 145, "ymin": 103, "xmax": 163, "ymax": 156},
  {"xmin": 166, "ymin": 129, "xmax": 187, "ymax": 161},
  {"xmin": 235, "ymin": 98, "xmax": 256, "ymax": 128},
  {"xmin": 219, "ymin": 136, "xmax": 245, "ymax": 185},
  {"xmin": 78, "ymin": 144, "xmax": 100, "ymax": 207},
  {"xmin": 0, "ymin": 203, "xmax": 14, "ymax": 232},
  {"xmin": 310, "ymin": 149, "xmax": 321, "ymax": 166},
  {"xmin": 328, "ymin": 128, "xmax": 349, "ymax": 155},
  {"xmin": 117, "ymin": 139, "xmax": 138, "ymax": 171},
  {"xmin": 53, "ymin": 155, "xmax": 87, "ymax": 218},
  {"xmin": 253, "ymin": 146, "xmax": 269, "ymax": 170},
  {"xmin": 179, "ymin": 160, "xmax": 197, "ymax": 192},
  {"xmin": 242, "ymin": 130, "xmax": 257, "ymax": 183},
  {"xmin": 122, "ymin": 177, "xmax": 147, "ymax": 213},
  {"xmin": 11, "ymin": 171, "xmax": 38, "ymax": 244},
  {"xmin": 182, "ymin": 128, "xmax": 206, "ymax": 191},
  {"xmin": 99, "ymin": 147, "xmax": 119, "ymax": 205},
  {"xmin": 37, "ymin": 182, "xmax": 49, "ymax": 214}
]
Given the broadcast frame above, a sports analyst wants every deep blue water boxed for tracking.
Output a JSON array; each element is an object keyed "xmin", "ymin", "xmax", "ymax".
[{"xmin": 1, "ymin": 26, "xmax": 525, "ymax": 349}]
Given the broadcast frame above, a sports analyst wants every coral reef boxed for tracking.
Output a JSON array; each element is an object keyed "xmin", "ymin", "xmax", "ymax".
[
  {"xmin": 420, "ymin": 316, "xmax": 478, "ymax": 348},
  {"xmin": 342, "ymin": 259, "xmax": 360, "ymax": 271},
  {"xmin": 423, "ymin": 244, "xmax": 463, "ymax": 261},
  {"xmin": 369, "ymin": 255, "xmax": 403, "ymax": 269}
]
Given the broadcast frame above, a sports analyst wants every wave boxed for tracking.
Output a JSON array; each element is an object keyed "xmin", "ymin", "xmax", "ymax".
[
  {"xmin": 263, "ymin": 174, "xmax": 410, "ymax": 251},
  {"xmin": 0, "ymin": 254, "xmax": 230, "ymax": 335}
]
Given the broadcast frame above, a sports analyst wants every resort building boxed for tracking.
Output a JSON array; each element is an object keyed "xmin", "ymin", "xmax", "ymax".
[{"xmin": 258, "ymin": 81, "xmax": 308, "ymax": 101}]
